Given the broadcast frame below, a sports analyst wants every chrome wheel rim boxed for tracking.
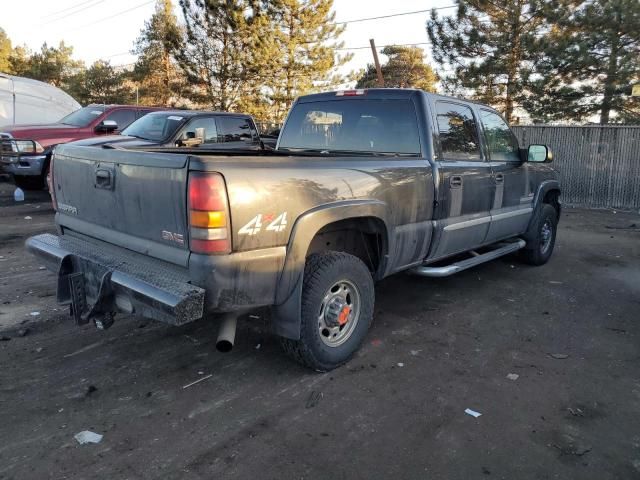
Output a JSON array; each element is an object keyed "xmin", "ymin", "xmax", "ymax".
[
  {"xmin": 317, "ymin": 279, "xmax": 361, "ymax": 347},
  {"xmin": 540, "ymin": 220, "xmax": 553, "ymax": 254}
]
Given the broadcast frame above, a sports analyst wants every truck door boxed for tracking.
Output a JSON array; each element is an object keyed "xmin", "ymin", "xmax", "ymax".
[
  {"xmin": 428, "ymin": 101, "xmax": 494, "ymax": 260},
  {"xmin": 479, "ymin": 109, "xmax": 532, "ymax": 242}
]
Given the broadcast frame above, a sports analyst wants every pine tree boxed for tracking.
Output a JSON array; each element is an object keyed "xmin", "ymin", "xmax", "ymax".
[
  {"xmin": 8, "ymin": 45, "xmax": 31, "ymax": 77},
  {"xmin": 264, "ymin": 0, "xmax": 351, "ymax": 121},
  {"xmin": 132, "ymin": 0, "xmax": 183, "ymax": 106},
  {"xmin": 0, "ymin": 28, "xmax": 11, "ymax": 73},
  {"xmin": 355, "ymin": 46, "xmax": 438, "ymax": 91},
  {"xmin": 175, "ymin": 0, "xmax": 263, "ymax": 110},
  {"xmin": 526, "ymin": 0, "xmax": 640, "ymax": 124},
  {"xmin": 17, "ymin": 41, "xmax": 84, "ymax": 88},
  {"xmin": 73, "ymin": 61, "xmax": 135, "ymax": 105},
  {"xmin": 427, "ymin": 0, "xmax": 546, "ymax": 123}
]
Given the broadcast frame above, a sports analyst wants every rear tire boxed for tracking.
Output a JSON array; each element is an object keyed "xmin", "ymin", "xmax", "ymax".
[
  {"xmin": 280, "ymin": 252, "xmax": 375, "ymax": 372},
  {"xmin": 13, "ymin": 174, "xmax": 45, "ymax": 191},
  {"xmin": 520, "ymin": 204, "xmax": 558, "ymax": 266}
]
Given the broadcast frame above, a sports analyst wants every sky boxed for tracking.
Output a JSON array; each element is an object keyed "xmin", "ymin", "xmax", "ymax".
[{"xmin": 1, "ymin": 0, "xmax": 456, "ymax": 81}]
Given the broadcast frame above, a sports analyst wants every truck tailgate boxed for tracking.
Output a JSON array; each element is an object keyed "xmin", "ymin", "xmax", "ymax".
[{"xmin": 53, "ymin": 145, "xmax": 190, "ymax": 267}]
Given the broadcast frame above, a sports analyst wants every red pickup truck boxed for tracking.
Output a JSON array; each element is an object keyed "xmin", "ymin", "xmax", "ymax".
[{"xmin": 0, "ymin": 104, "xmax": 161, "ymax": 189}]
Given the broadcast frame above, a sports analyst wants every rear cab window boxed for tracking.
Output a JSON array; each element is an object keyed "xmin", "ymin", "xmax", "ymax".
[
  {"xmin": 278, "ymin": 99, "xmax": 421, "ymax": 155},
  {"xmin": 435, "ymin": 101, "xmax": 482, "ymax": 161}
]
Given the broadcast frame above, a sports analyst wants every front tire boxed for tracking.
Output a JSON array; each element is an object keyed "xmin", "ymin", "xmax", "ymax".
[
  {"xmin": 280, "ymin": 252, "xmax": 375, "ymax": 371},
  {"xmin": 520, "ymin": 204, "xmax": 558, "ymax": 266}
]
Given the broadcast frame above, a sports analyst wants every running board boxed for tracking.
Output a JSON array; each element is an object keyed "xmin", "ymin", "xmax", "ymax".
[{"xmin": 411, "ymin": 239, "xmax": 526, "ymax": 278}]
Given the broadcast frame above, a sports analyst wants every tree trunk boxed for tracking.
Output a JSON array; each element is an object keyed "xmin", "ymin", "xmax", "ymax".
[
  {"xmin": 504, "ymin": 1, "xmax": 524, "ymax": 124},
  {"xmin": 600, "ymin": 9, "xmax": 622, "ymax": 125}
]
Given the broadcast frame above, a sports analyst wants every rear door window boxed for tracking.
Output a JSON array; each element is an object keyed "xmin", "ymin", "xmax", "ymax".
[
  {"xmin": 480, "ymin": 109, "xmax": 520, "ymax": 162},
  {"xmin": 435, "ymin": 102, "xmax": 481, "ymax": 161},
  {"xmin": 104, "ymin": 109, "xmax": 137, "ymax": 131},
  {"xmin": 216, "ymin": 117, "xmax": 256, "ymax": 144},
  {"xmin": 278, "ymin": 99, "xmax": 421, "ymax": 155}
]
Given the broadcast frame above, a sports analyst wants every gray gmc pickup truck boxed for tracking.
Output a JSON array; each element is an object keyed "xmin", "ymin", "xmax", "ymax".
[{"xmin": 27, "ymin": 89, "xmax": 560, "ymax": 371}]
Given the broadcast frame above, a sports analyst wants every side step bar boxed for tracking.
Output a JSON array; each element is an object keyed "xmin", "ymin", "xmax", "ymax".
[{"xmin": 411, "ymin": 239, "xmax": 526, "ymax": 278}]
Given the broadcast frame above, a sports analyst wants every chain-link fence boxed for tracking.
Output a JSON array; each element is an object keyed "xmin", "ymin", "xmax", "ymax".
[{"xmin": 513, "ymin": 125, "xmax": 640, "ymax": 210}]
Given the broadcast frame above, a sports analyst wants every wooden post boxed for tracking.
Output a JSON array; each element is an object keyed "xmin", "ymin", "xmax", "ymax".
[{"xmin": 369, "ymin": 39, "xmax": 385, "ymax": 87}]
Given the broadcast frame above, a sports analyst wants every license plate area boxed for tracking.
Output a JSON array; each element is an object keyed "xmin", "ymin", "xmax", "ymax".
[
  {"xmin": 57, "ymin": 256, "xmax": 112, "ymax": 325},
  {"xmin": 68, "ymin": 273, "xmax": 87, "ymax": 325}
]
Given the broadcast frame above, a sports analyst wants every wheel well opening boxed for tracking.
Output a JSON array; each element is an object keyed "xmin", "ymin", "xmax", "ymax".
[
  {"xmin": 306, "ymin": 217, "xmax": 387, "ymax": 278},
  {"xmin": 543, "ymin": 190, "xmax": 561, "ymax": 219}
]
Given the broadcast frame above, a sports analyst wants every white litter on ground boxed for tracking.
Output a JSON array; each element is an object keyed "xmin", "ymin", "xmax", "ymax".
[
  {"xmin": 506, "ymin": 373, "xmax": 519, "ymax": 381},
  {"xmin": 182, "ymin": 374, "xmax": 212, "ymax": 389},
  {"xmin": 24, "ymin": 216, "xmax": 32, "ymax": 220},
  {"xmin": 29, "ymin": 311, "xmax": 40, "ymax": 316},
  {"xmin": 74, "ymin": 431, "xmax": 103, "ymax": 445},
  {"xmin": 397, "ymin": 362, "xmax": 404, "ymax": 367},
  {"xmin": 465, "ymin": 408, "xmax": 482, "ymax": 418}
]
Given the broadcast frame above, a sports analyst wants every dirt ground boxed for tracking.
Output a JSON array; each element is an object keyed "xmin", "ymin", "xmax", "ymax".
[{"xmin": 1, "ymin": 178, "xmax": 639, "ymax": 480}]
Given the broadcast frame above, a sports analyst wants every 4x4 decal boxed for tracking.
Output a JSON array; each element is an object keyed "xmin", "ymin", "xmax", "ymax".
[{"xmin": 238, "ymin": 212, "xmax": 288, "ymax": 236}]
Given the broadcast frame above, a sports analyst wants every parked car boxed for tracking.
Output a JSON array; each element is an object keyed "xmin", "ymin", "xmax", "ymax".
[
  {"xmin": 27, "ymin": 88, "xmax": 560, "ymax": 371},
  {"xmin": 0, "ymin": 104, "xmax": 161, "ymax": 189},
  {"xmin": 0, "ymin": 73, "xmax": 81, "ymax": 128},
  {"xmin": 69, "ymin": 110, "xmax": 264, "ymax": 151}
]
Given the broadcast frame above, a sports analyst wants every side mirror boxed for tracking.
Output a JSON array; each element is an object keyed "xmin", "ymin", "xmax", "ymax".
[
  {"xmin": 177, "ymin": 131, "xmax": 203, "ymax": 147},
  {"xmin": 95, "ymin": 120, "xmax": 118, "ymax": 133},
  {"xmin": 528, "ymin": 144, "xmax": 553, "ymax": 163}
]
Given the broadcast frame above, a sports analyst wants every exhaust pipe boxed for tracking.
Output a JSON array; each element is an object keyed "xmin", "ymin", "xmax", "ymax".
[{"xmin": 216, "ymin": 314, "xmax": 237, "ymax": 353}]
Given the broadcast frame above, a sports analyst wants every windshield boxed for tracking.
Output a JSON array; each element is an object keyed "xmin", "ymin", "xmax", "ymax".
[
  {"xmin": 122, "ymin": 112, "xmax": 187, "ymax": 142},
  {"xmin": 278, "ymin": 98, "xmax": 421, "ymax": 155},
  {"xmin": 60, "ymin": 106, "xmax": 106, "ymax": 127}
]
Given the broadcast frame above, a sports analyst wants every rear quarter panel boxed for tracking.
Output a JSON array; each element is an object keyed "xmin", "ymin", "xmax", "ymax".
[{"xmin": 190, "ymin": 155, "xmax": 435, "ymax": 274}]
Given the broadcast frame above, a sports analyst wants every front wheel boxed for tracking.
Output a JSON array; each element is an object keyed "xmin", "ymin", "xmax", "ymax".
[
  {"xmin": 520, "ymin": 204, "xmax": 558, "ymax": 266},
  {"xmin": 280, "ymin": 252, "xmax": 375, "ymax": 371}
]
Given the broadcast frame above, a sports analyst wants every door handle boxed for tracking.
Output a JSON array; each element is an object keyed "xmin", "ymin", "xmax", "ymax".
[
  {"xmin": 95, "ymin": 167, "xmax": 114, "ymax": 190},
  {"xmin": 494, "ymin": 173, "xmax": 504, "ymax": 184},
  {"xmin": 450, "ymin": 175, "xmax": 463, "ymax": 188}
]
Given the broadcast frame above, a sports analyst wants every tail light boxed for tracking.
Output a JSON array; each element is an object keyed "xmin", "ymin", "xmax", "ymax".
[
  {"xmin": 188, "ymin": 172, "xmax": 231, "ymax": 254},
  {"xmin": 47, "ymin": 154, "xmax": 57, "ymax": 211}
]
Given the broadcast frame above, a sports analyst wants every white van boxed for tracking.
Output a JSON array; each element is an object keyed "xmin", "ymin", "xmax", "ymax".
[{"xmin": 0, "ymin": 73, "xmax": 81, "ymax": 127}]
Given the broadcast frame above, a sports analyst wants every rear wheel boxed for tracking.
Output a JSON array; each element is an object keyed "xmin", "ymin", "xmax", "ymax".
[
  {"xmin": 280, "ymin": 252, "xmax": 375, "ymax": 371},
  {"xmin": 520, "ymin": 204, "xmax": 558, "ymax": 266}
]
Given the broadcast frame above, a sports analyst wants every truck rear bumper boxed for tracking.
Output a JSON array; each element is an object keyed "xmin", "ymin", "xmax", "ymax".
[{"xmin": 26, "ymin": 233, "xmax": 205, "ymax": 326}]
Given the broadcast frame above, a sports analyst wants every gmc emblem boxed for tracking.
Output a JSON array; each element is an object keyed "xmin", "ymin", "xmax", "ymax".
[{"xmin": 161, "ymin": 230, "xmax": 185, "ymax": 245}]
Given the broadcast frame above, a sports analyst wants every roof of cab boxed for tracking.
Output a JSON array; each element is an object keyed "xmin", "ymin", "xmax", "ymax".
[
  {"xmin": 296, "ymin": 88, "xmax": 487, "ymax": 108},
  {"xmin": 142, "ymin": 110, "xmax": 253, "ymax": 118},
  {"xmin": 297, "ymin": 88, "xmax": 422, "ymax": 103}
]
